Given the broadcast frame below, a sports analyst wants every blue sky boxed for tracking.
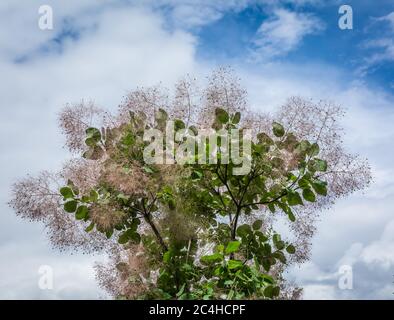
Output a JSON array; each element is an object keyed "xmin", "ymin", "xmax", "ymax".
[
  {"xmin": 1, "ymin": 0, "xmax": 394, "ymax": 299},
  {"xmin": 193, "ymin": 0, "xmax": 394, "ymax": 91}
]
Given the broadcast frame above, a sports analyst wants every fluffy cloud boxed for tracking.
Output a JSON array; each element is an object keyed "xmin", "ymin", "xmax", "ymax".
[
  {"xmin": 360, "ymin": 220, "xmax": 394, "ymax": 269},
  {"xmin": 252, "ymin": 9, "xmax": 325, "ymax": 59},
  {"xmin": 295, "ymin": 218, "xmax": 394, "ymax": 300},
  {"xmin": 358, "ymin": 11, "xmax": 394, "ymax": 75},
  {"xmin": 159, "ymin": 0, "xmax": 249, "ymax": 28},
  {"xmin": 376, "ymin": 11, "xmax": 394, "ymax": 31},
  {"xmin": 0, "ymin": 240, "xmax": 107, "ymax": 299},
  {"xmin": 0, "ymin": 2, "xmax": 198, "ymax": 299}
]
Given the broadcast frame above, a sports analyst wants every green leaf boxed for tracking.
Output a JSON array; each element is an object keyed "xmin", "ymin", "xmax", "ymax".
[
  {"xmin": 106, "ymin": 229, "xmax": 114, "ymax": 239},
  {"xmin": 308, "ymin": 159, "xmax": 327, "ymax": 172},
  {"xmin": 264, "ymin": 285, "xmax": 274, "ymax": 298},
  {"xmin": 176, "ymin": 284, "xmax": 186, "ymax": 298},
  {"xmin": 90, "ymin": 189, "xmax": 99, "ymax": 202},
  {"xmin": 263, "ymin": 243, "xmax": 272, "ymax": 256},
  {"xmin": 118, "ymin": 229, "xmax": 140, "ymax": 244},
  {"xmin": 224, "ymin": 280, "xmax": 234, "ymax": 286},
  {"xmin": 295, "ymin": 140, "xmax": 311, "ymax": 154},
  {"xmin": 255, "ymin": 231, "xmax": 268, "ymax": 243},
  {"xmin": 81, "ymin": 195, "xmax": 91, "ymax": 203},
  {"xmin": 273, "ymin": 251, "xmax": 286, "ymax": 264},
  {"xmin": 200, "ymin": 253, "xmax": 223, "ymax": 265},
  {"xmin": 287, "ymin": 172, "xmax": 297, "ymax": 182},
  {"xmin": 257, "ymin": 133, "xmax": 274, "ymax": 145},
  {"xmin": 309, "ymin": 143, "xmax": 320, "ymax": 157},
  {"xmin": 286, "ymin": 244, "xmax": 296, "ymax": 254},
  {"xmin": 272, "ymin": 286, "xmax": 280, "ymax": 297},
  {"xmin": 130, "ymin": 232, "xmax": 140, "ymax": 243},
  {"xmin": 85, "ymin": 137, "xmax": 97, "ymax": 147},
  {"xmin": 225, "ymin": 241, "xmax": 241, "ymax": 254},
  {"xmin": 118, "ymin": 232, "xmax": 129, "ymax": 244},
  {"xmin": 143, "ymin": 166, "xmax": 155, "ymax": 174},
  {"xmin": 168, "ymin": 199, "xmax": 176, "ymax": 210},
  {"xmin": 211, "ymin": 119, "xmax": 222, "ymax": 131},
  {"xmin": 64, "ymin": 200, "xmax": 77, "ymax": 213},
  {"xmin": 298, "ymin": 176, "xmax": 310, "ymax": 189},
  {"xmin": 272, "ymin": 122, "xmax": 285, "ymax": 137},
  {"xmin": 85, "ymin": 222, "xmax": 95, "ymax": 233},
  {"xmin": 315, "ymin": 159, "xmax": 328, "ymax": 172},
  {"xmin": 262, "ymin": 258, "xmax": 271, "ymax": 272},
  {"xmin": 75, "ymin": 205, "xmax": 88, "ymax": 220},
  {"xmin": 302, "ymin": 188, "xmax": 316, "ymax": 202},
  {"xmin": 121, "ymin": 133, "xmax": 134, "ymax": 146},
  {"xmin": 283, "ymin": 133, "xmax": 298, "ymax": 151},
  {"xmin": 85, "ymin": 127, "xmax": 101, "ymax": 145},
  {"xmin": 252, "ymin": 219, "xmax": 263, "ymax": 230},
  {"xmin": 130, "ymin": 218, "xmax": 140, "ymax": 232},
  {"xmin": 275, "ymin": 241, "xmax": 285, "ymax": 250},
  {"xmin": 236, "ymin": 224, "xmax": 252, "ymax": 238},
  {"xmin": 227, "ymin": 259, "xmax": 243, "ymax": 270},
  {"xmin": 215, "ymin": 244, "xmax": 225, "ymax": 254},
  {"xmin": 174, "ymin": 119, "xmax": 186, "ymax": 131},
  {"xmin": 191, "ymin": 170, "xmax": 203, "ymax": 180},
  {"xmin": 252, "ymin": 143, "xmax": 266, "ymax": 156},
  {"xmin": 287, "ymin": 210, "xmax": 296, "ymax": 222},
  {"xmin": 163, "ymin": 251, "xmax": 171, "ymax": 263},
  {"xmin": 287, "ymin": 191, "xmax": 303, "ymax": 206},
  {"xmin": 215, "ymin": 108, "xmax": 229, "ymax": 124},
  {"xmin": 227, "ymin": 289, "xmax": 235, "ymax": 299},
  {"xmin": 117, "ymin": 193, "xmax": 130, "ymax": 204},
  {"xmin": 60, "ymin": 187, "xmax": 74, "ymax": 199},
  {"xmin": 86, "ymin": 127, "xmax": 101, "ymax": 138},
  {"xmin": 232, "ymin": 112, "xmax": 241, "ymax": 124},
  {"xmin": 312, "ymin": 180, "xmax": 328, "ymax": 196},
  {"xmin": 189, "ymin": 125, "xmax": 198, "ymax": 135}
]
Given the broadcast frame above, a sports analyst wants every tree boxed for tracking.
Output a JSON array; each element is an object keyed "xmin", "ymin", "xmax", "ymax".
[{"xmin": 9, "ymin": 68, "xmax": 371, "ymax": 299}]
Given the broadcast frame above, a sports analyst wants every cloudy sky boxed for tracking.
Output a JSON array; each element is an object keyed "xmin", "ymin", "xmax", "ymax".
[{"xmin": 0, "ymin": 0, "xmax": 394, "ymax": 299}]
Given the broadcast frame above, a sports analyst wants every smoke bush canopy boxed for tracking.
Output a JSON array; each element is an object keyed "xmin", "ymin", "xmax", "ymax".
[{"xmin": 9, "ymin": 67, "xmax": 371, "ymax": 299}]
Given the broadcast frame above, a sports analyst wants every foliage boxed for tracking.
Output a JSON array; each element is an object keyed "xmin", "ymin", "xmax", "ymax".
[
  {"xmin": 9, "ymin": 68, "xmax": 371, "ymax": 300},
  {"xmin": 58, "ymin": 105, "xmax": 329, "ymax": 299}
]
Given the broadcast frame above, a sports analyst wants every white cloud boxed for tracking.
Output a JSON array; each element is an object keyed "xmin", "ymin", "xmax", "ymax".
[
  {"xmin": 252, "ymin": 9, "xmax": 324, "ymax": 59},
  {"xmin": 0, "ymin": 0, "xmax": 115, "ymax": 59},
  {"xmin": 0, "ymin": 241, "xmax": 107, "ymax": 299},
  {"xmin": 170, "ymin": 4, "xmax": 223, "ymax": 28},
  {"xmin": 360, "ymin": 220, "xmax": 394, "ymax": 270},
  {"xmin": 358, "ymin": 11, "xmax": 394, "ymax": 75},
  {"xmin": 0, "ymin": 3, "xmax": 199, "ymax": 299},
  {"xmin": 362, "ymin": 38, "xmax": 394, "ymax": 71},
  {"xmin": 148, "ymin": 0, "xmax": 324, "ymax": 29},
  {"xmin": 303, "ymin": 284, "xmax": 336, "ymax": 300},
  {"xmin": 163, "ymin": 0, "xmax": 249, "ymax": 28},
  {"xmin": 376, "ymin": 11, "xmax": 394, "ymax": 31}
]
